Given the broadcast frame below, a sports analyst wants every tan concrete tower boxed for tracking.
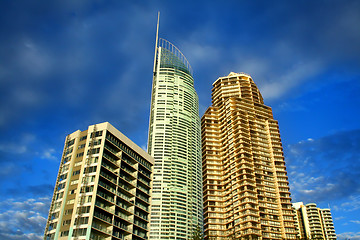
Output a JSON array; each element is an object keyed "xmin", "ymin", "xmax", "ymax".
[
  {"xmin": 292, "ymin": 202, "xmax": 336, "ymax": 240},
  {"xmin": 44, "ymin": 122, "xmax": 154, "ymax": 240},
  {"xmin": 202, "ymin": 72, "xmax": 297, "ymax": 239}
]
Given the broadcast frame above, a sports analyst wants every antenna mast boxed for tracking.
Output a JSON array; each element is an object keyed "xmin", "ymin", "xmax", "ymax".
[{"xmin": 153, "ymin": 12, "xmax": 160, "ymax": 73}]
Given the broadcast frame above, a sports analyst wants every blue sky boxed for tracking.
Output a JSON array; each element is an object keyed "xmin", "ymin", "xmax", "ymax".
[{"xmin": 0, "ymin": 0, "xmax": 359, "ymax": 239}]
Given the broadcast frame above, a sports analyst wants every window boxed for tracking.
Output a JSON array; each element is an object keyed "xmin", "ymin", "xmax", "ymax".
[
  {"xmin": 75, "ymin": 217, "xmax": 88, "ymax": 225},
  {"xmin": 67, "ymin": 139, "xmax": 75, "ymax": 147},
  {"xmin": 78, "ymin": 144, "xmax": 85, "ymax": 149},
  {"xmin": 89, "ymin": 139, "xmax": 102, "ymax": 146},
  {"xmin": 65, "ymin": 147, "xmax": 73, "ymax": 155},
  {"xmin": 71, "ymin": 180, "xmax": 79, "ymax": 185},
  {"xmin": 73, "ymin": 228, "xmax": 87, "ymax": 237},
  {"xmin": 64, "ymin": 209, "xmax": 73, "ymax": 215},
  {"xmin": 91, "ymin": 130, "xmax": 103, "ymax": 138},
  {"xmin": 84, "ymin": 166, "xmax": 97, "ymax": 173},
  {"xmin": 77, "ymin": 206, "xmax": 90, "ymax": 214},
  {"xmin": 80, "ymin": 136, "xmax": 87, "ymax": 141},
  {"xmin": 59, "ymin": 174, "xmax": 67, "ymax": 181},
  {"xmin": 62, "ymin": 219, "xmax": 71, "ymax": 226},
  {"xmin": 80, "ymin": 186, "xmax": 94, "ymax": 193},
  {"xmin": 55, "ymin": 192, "xmax": 63, "ymax": 200},
  {"xmin": 76, "ymin": 152, "xmax": 84, "ymax": 158},
  {"xmin": 57, "ymin": 183, "xmax": 65, "ymax": 191},
  {"xmin": 87, "ymin": 148, "xmax": 100, "ymax": 155}
]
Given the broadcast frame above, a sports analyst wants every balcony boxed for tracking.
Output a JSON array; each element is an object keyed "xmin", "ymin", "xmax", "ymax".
[
  {"xmin": 103, "ymin": 153, "xmax": 119, "ymax": 167},
  {"xmin": 95, "ymin": 201, "xmax": 114, "ymax": 214},
  {"xmin": 104, "ymin": 144, "xmax": 120, "ymax": 157},
  {"xmin": 117, "ymin": 191, "xmax": 133, "ymax": 203},
  {"xmin": 133, "ymin": 227, "xmax": 148, "ymax": 239},
  {"xmin": 113, "ymin": 220, "xmax": 129, "ymax": 231},
  {"xmin": 115, "ymin": 211, "xmax": 131, "ymax": 221},
  {"xmin": 134, "ymin": 219, "xmax": 148, "ymax": 230},
  {"xmin": 92, "ymin": 221, "xmax": 112, "ymax": 235},
  {"xmin": 112, "ymin": 231, "xmax": 125, "ymax": 240},
  {"xmin": 137, "ymin": 184, "xmax": 150, "ymax": 195},
  {"xmin": 94, "ymin": 211, "xmax": 112, "ymax": 224},
  {"xmin": 97, "ymin": 191, "xmax": 115, "ymax": 203},
  {"xmin": 120, "ymin": 167, "xmax": 136, "ymax": 179},
  {"xmin": 135, "ymin": 202, "xmax": 149, "ymax": 212},
  {"xmin": 98, "ymin": 181, "xmax": 116, "ymax": 194},
  {"xmin": 101, "ymin": 162, "xmax": 118, "ymax": 174},
  {"xmin": 134, "ymin": 209, "xmax": 148, "ymax": 221},
  {"xmin": 138, "ymin": 168, "xmax": 151, "ymax": 179},
  {"xmin": 119, "ymin": 174, "xmax": 135, "ymax": 185},
  {"xmin": 138, "ymin": 176, "xmax": 150, "ymax": 187},
  {"xmin": 90, "ymin": 233, "xmax": 108, "ymax": 240},
  {"xmin": 136, "ymin": 193, "xmax": 150, "ymax": 203}
]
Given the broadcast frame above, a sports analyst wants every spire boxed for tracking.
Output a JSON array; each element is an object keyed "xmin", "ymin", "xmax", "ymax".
[{"xmin": 153, "ymin": 12, "xmax": 160, "ymax": 73}]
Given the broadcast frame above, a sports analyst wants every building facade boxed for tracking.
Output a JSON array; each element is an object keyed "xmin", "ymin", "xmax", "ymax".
[
  {"xmin": 293, "ymin": 202, "xmax": 336, "ymax": 240},
  {"xmin": 147, "ymin": 37, "xmax": 203, "ymax": 239},
  {"xmin": 202, "ymin": 72, "xmax": 297, "ymax": 239},
  {"xmin": 44, "ymin": 122, "xmax": 154, "ymax": 240}
]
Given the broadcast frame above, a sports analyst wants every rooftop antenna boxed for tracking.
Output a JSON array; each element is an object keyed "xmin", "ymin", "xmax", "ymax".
[{"xmin": 153, "ymin": 11, "xmax": 160, "ymax": 73}]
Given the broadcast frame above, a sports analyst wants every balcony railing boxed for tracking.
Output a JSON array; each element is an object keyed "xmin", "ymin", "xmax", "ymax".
[
  {"xmin": 95, "ymin": 201, "xmax": 114, "ymax": 214},
  {"xmin": 92, "ymin": 221, "xmax": 112, "ymax": 235},
  {"xmin": 94, "ymin": 211, "xmax": 112, "ymax": 224}
]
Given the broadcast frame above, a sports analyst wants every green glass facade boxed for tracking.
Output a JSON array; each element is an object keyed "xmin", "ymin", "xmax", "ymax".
[{"xmin": 148, "ymin": 38, "xmax": 203, "ymax": 239}]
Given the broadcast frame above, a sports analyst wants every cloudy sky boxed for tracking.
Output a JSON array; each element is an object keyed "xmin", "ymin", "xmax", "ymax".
[{"xmin": 0, "ymin": 0, "xmax": 359, "ymax": 239}]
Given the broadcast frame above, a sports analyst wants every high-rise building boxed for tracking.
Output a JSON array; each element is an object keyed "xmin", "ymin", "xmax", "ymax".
[
  {"xmin": 202, "ymin": 72, "xmax": 297, "ymax": 239},
  {"xmin": 147, "ymin": 20, "xmax": 203, "ymax": 239},
  {"xmin": 321, "ymin": 208, "xmax": 337, "ymax": 240},
  {"xmin": 44, "ymin": 122, "xmax": 154, "ymax": 240},
  {"xmin": 293, "ymin": 202, "xmax": 336, "ymax": 240}
]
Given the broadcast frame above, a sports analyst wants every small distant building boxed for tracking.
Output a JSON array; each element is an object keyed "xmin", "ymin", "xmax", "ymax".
[
  {"xmin": 44, "ymin": 122, "xmax": 154, "ymax": 240},
  {"xmin": 292, "ymin": 202, "xmax": 336, "ymax": 240}
]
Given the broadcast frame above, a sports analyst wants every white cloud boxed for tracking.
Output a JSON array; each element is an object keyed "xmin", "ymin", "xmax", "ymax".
[
  {"xmin": 276, "ymin": 101, "xmax": 307, "ymax": 112},
  {"xmin": 0, "ymin": 165, "xmax": 17, "ymax": 177},
  {"xmin": 0, "ymin": 133, "xmax": 35, "ymax": 154},
  {"xmin": 337, "ymin": 232, "xmax": 360, "ymax": 240},
  {"xmin": 182, "ymin": 42, "xmax": 220, "ymax": 68},
  {"xmin": 0, "ymin": 143, "xmax": 27, "ymax": 154},
  {"xmin": 340, "ymin": 195, "xmax": 360, "ymax": 212},
  {"xmin": 0, "ymin": 197, "xmax": 50, "ymax": 240},
  {"xmin": 40, "ymin": 148, "xmax": 57, "ymax": 161},
  {"xmin": 18, "ymin": 39, "xmax": 53, "ymax": 77},
  {"xmin": 285, "ymin": 129, "xmax": 360, "ymax": 204},
  {"xmin": 259, "ymin": 60, "xmax": 323, "ymax": 100}
]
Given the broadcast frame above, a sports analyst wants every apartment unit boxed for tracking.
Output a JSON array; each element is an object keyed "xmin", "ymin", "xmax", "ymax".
[
  {"xmin": 44, "ymin": 122, "xmax": 154, "ymax": 240},
  {"xmin": 293, "ymin": 202, "xmax": 336, "ymax": 240},
  {"xmin": 147, "ymin": 31, "xmax": 203, "ymax": 238},
  {"xmin": 202, "ymin": 72, "xmax": 297, "ymax": 239}
]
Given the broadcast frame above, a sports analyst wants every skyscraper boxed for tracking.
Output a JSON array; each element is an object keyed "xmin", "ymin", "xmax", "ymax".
[
  {"xmin": 293, "ymin": 202, "xmax": 336, "ymax": 240},
  {"xmin": 44, "ymin": 122, "xmax": 154, "ymax": 240},
  {"xmin": 147, "ymin": 18, "xmax": 203, "ymax": 239},
  {"xmin": 202, "ymin": 72, "xmax": 297, "ymax": 239}
]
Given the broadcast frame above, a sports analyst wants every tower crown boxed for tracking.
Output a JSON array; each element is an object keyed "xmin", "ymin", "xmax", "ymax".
[
  {"xmin": 158, "ymin": 38, "xmax": 193, "ymax": 75},
  {"xmin": 212, "ymin": 71, "xmax": 264, "ymax": 107}
]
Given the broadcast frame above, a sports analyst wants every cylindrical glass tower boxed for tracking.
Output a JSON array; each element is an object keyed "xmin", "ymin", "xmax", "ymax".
[{"xmin": 147, "ymin": 38, "xmax": 203, "ymax": 239}]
